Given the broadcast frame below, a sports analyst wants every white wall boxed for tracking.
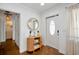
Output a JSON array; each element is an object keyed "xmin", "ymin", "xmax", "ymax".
[
  {"xmin": 12, "ymin": 14, "xmax": 20, "ymax": 47},
  {"xmin": 0, "ymin": 13, "xmax": 6, "ymax": 42},
  {"xmin": 12, "ymin": 14, "xmax": 15, "ymax": 40},
  {"xmin": 40, "ymin": 4, "xmax": 73, "ymax": 54},
  {"xmin": 0, "ymin": 13, "xmax": 2, "ymax": 42},
  {"xmin": 0, "ymin": 3, "xmax": 40, "ymax": 53}
]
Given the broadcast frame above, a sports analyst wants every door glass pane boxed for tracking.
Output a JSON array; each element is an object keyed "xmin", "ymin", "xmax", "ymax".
[{"xmin": 50, "ymin": 20, "xmax": 55, "ymax": 35}]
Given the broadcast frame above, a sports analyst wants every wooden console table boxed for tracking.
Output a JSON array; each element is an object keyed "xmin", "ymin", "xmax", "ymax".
[{"xmin": 27, "ymin": 36, "xmax": 43, "ymax": 52}]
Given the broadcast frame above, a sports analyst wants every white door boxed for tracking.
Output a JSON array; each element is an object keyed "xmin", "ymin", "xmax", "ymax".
[{"xmin": 46, "ymin": 16, "xmax": 59, "ymax": 49}]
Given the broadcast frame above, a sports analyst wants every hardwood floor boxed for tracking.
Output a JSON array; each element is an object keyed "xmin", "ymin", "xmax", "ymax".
[
  {"xmin": 21, "ymin": 46, "xmax": 63, "ymax": 55},
  {"xmin": 4, "ymin": 39, "xmax": 19, "ymax": 55},
  {"xmin": 0, "ymin": 39, "xmax": 19, "ymax": 55},
  {"xmin": 0, "ymin": 39, "xmax": 63, "ymax": 55}
]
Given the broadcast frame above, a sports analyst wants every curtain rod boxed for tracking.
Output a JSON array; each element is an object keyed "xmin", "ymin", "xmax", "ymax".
[{"xmin": 46, "ymin": 14, "xmax": 59, "ymax": 19}]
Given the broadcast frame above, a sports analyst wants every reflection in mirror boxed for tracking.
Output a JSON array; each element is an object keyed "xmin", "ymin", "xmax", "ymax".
[{"xmin": 27, "ymin": 18, "xmax": 39, "ymax": 31}]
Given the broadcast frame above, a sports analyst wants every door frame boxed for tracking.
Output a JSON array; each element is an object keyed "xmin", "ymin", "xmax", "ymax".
[
  {"xmin": 45, "ymin": 14, "xmax": 59, "ymax": 48},
  {"xmin": 0, "ymin": 9, "xmax": 20, "ymax": 49}
]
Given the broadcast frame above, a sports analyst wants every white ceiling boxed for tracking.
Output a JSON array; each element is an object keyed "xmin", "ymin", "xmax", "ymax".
[{"xmin": 21, "ymin": 3, "xmax": 57, "ymax": 13}]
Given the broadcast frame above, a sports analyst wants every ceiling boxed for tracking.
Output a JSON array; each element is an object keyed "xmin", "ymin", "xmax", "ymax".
[{"xmin": 21, "ymin": 3, "xmax": 57, "ymax": 13}]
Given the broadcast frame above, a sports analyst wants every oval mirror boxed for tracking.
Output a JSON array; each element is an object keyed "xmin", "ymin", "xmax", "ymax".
[{"xmin": 27, "ymin": 18, "xmax": 39, "ymax": 31}]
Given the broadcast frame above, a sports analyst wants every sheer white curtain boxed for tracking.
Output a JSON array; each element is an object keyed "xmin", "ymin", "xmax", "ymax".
[{"xmin": 66, "ymin": 5, "xmax": 79, "ymax": 55}]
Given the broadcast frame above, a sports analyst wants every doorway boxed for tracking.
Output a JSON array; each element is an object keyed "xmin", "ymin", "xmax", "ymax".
[
  {"xmin": 46, "ymin": 14, "xmax": 59, "ymax": 50},
  {"xmin": 5, "ymin": 11, "xmax": 13, "ymax": 40},
  {"xmin": 0, "ymin": 9, "xmax": 20, "ymax": 54}
]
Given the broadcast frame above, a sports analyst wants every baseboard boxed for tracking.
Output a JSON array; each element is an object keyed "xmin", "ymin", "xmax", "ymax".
[
  {"xmin": 20, "ymin": 48, "xmax": 26, "ymax": 53},
  {"xmin": 14, "ymin": 41, "xmax": 19, "ymax": 49},
  {"xmin": 59, "ymin": 49, "xmax": 65, "ymax": 55},
  {"xmin": 0, "ymin": 41, "xmax": 5, "ymax": 44}
]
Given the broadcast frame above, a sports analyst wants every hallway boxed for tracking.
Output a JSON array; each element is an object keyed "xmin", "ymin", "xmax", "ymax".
[
  {"xmin": 0, "ymin": 39, "xmax": 19, "ymax": 55},
  {"xmin": 4, "ymin": 39, "xmax": 19, "ymax": 55}
]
